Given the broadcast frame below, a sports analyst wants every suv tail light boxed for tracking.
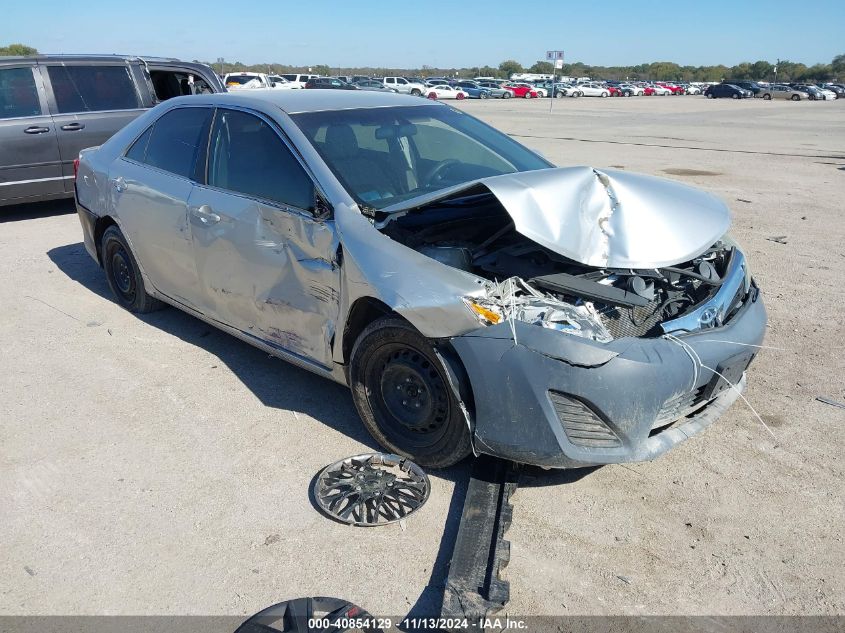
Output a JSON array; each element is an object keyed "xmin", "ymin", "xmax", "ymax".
[{"xmin": 73, "ymin": 158, "xmax": 80, "ymax": 181}]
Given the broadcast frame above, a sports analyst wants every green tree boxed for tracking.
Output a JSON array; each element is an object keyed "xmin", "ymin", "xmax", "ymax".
[
  {"xmin": 0, "ymin": 43, "xmax": 38, "ymax": 56},
  {"xmin": 498, "ymin": 59, "xmax": 523, "ymax": 78},
  {"xmin": 312, "ymin": 64, "xmax": 331, "ymax": 76},
  {"xmin": 528, "ymin": 61, "xmax": 554, "ymax": 74},
  {"xmin": 832, "ymin": 54, "xmax": 845, "ymax": 79},
  {"xmin": 750, "ymin": 60, "xmax": 773, "ymax": 80},
  {"xmin": 477, "ymin": 65, "xmax": 500, "ymax": 78}
]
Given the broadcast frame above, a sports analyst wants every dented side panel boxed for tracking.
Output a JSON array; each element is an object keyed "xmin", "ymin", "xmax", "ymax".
[{"xmin": 187, "ymin": 185, "xmax": 340, "ymax": 368}]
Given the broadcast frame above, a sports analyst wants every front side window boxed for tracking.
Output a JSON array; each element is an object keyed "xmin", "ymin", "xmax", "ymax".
[
  {"xmin": 47, "ymin": 65, "xmax": 140, "ymax": 113},
  {"xmin": 208, "ymin": 109, "xmax": 314, "ymax": 211},
  {"xmin": 0, "ymin": 67, "xmax": 41, "ymax": 119},
  {"xmin": 137, "ymin": 107, "xmax": 213, "ymax": 179},
  {"xmin": 292, "ymin": 104, "xmax": 551, "ymax": 210}
]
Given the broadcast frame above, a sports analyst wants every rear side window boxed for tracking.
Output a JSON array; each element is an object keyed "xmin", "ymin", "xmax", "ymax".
[
  {"xmin": 0, "ymin": 67, "xmax": 42, "ymax": 119},
  {"xmin": 142, "ymin": 107, "xmax": 213, "ymax": 179},
  {"xmin": 208, "ymin": 109, "xmax": 314, "ymax": 211},
  {"xmin": 46, "ymin": 65, "xmax": 141, "ymax": 113}
]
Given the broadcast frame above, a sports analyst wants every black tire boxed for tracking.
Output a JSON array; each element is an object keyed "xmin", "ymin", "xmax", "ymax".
[
  {"xmin": 763, "ymin": 93, "xmax": 772, "ymax": 100},
  {"xmin": 101, "ymin": 225, "xmax": 163, "ymax": 313},
  {"xmin": 791, "ymin": 94, "xmax": 800, "ymax": 101},
  {"xmin": 502, "ymin": 90, "xmax": 512, "ymax": 99},
  {"xmin": 732, "ymin": 93, "xmax": 739, "ymax": 99},
  {"xmin": 349, "ymin": 317, "xmax": 472, "ymax": 468},
  {"xmin": 410, "ymin": 89, "xmax": 421, "ymax": 96},
  {"xmin": 480, "ymin": 91, "xmax": 489, "ymax": 99}
]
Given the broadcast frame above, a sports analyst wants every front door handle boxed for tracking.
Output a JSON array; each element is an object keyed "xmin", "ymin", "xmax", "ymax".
[
  {"xmin": 60, "ymin": 122, "xmax": 85, "ymax": 131},
  {"xmin": 191, "ymin": 204, "xmax": 221, "ymax": 225},
  {"xmin": 24, "ymin": 126, "xmax": 50, "ymax": 134}
]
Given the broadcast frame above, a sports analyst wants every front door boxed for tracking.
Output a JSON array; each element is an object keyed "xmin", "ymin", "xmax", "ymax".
[
  {"xmin": 188, "ymin": 107, "xmax": 340, "ymax": 368},
  {"xmin": 0, "ymin": 65, "xmax": 64, "ymax": 204}
]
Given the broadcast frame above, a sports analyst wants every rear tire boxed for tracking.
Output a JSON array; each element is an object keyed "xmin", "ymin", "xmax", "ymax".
[
  {"xmin": 410, "ymin": 88, "xmax": 421, "ymax": 97},
  {"xmin": 349, "ymin": 318, "xmax": 472, "ymax": 468},
  {"xmin": 732, "ymin": 93, "xmax": 739, "ymax": 99},
  {"xmin": 502, "ymin": 90, "xmax": 512, "ymax": 99},
  {"xmin": 427, "ymin": 92, "xmax": 437, "ymax": 100},
  {"xmin": 101, "ymin": 225, "xmax": 163, "ymax": 313},
  {"xmin": 763, "ymin": 93, "xmax": 772, "ymax": 100},
  {"xmin": 791, "ymin": 94, "xmax": 800, "ymax": 101},
  {"xmin": 601, "ymin": 91, "xmax": 609, "ymax": 98}
]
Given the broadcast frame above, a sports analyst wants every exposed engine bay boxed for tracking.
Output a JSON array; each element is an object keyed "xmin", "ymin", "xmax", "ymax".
[{"xmin": 378, "ymin": 190, "xmax": 747, "ymax": 342}]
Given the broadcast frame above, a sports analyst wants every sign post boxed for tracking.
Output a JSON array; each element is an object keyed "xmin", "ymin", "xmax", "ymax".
[{"xmin": 546, "ymin": 50, "xmax": 565, "ymax": 111}]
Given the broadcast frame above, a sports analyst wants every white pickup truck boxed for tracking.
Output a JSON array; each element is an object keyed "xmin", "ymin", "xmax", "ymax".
[{"xmin": 382, "ymin": 77, "xmax": 426, "ymax": 96}]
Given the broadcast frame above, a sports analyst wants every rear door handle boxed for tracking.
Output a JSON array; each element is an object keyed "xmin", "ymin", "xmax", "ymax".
[
  {"xmin": 24, "ymin": 126, "xmax": 50, "ymax": 134},
  {"xmin": 60, "ymin": 122, "xmax": 85, "ymax": 131},
  {"xmin": 191, "ymin": 205, "xmax": 221, "ymax": 225}
]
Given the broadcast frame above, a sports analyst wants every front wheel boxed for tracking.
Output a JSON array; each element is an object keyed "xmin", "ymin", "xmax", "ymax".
[
  {"xmin": 349, "ymin": 318, "xmax": 472, "ymax": 468},
  {"xmin": 763, "ymin": 93, "xmax": 772, "ymax": 100},
  {"xmin": 480, "ymin": 91, "xmax": 488, "ymax": 99},
  {"xmin": 101, "ymin": 225, "xmax": 162, "ymax": 313},
  {"xmin": 410, "ymin": 88, "xmax": 421, "ymax": 97},
  {"xmin": 427, "ymin": 92, "xmax": 437, "ymax": 100},
  {"xmin": 524, "ymin": 92, "xmax": 532, "ymax": 99},
  {"xmin": 502, "ymin": 90, "xmax": 511, "ymax": 99},
  {"xmin": 732, "ymin": 93, "xmax": 739, "ymax": 99},
  {"xmin": 791, "ymin": 94, "xmax": 800, "ymax": 101}
]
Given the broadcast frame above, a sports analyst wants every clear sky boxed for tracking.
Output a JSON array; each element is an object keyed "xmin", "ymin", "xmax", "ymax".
[{"xmin": 2, "ymin": 0, "xmax": 842, "ymax": 68}]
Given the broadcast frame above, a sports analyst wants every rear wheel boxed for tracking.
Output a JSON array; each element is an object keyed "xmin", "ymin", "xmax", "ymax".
[
  {"xmin": 524, "ymin": 92, "xmax": 532, "ymax": 98},
  {"xmin": 427, "ymin": 92, "xmax": 437, "ymax": 100},
  {"xmin": 555, "ymin": 90, "xmax": 564, "ymax": 98},
  {"xmin": 732, "ymin": 93, "xmax": 739, "ymax": 99},
  {"xmin": 101, "ymin": 225, "xmax": 162, "ymax": 313},
  {"xmin": 349, "ymin": 318, "xmax": 472, "ymax": 468},
  {"xmin": 791, "ymin": 94, "xmax": 800, "ymax": 101},
  {"xmin": 456, "ymin": 92, "xmax": 465, "ymax": 100},
  {"xmin": 601, "ymin": 91, "xmax": 609, "ymax": 98},
  {"xmin": 502, "ymin": 90, "xmax": 512, "ymax": 99},
  {"xmin": 480, "ymin": 91, "xmax": 488, "ymax": 99},
  {"xmin": 410, "ymin": 88, "xmax": 421, "ymax": 97},
  {"xmin": 763, "ymin": 93, "xmax": 772, "ymax": 100}
]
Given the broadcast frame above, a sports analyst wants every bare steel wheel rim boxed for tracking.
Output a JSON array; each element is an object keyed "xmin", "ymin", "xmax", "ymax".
[
  {"xmin": 314, "ymin": 453, "xmax": 431, "ymax": 526},
  {"xmin": 108, "ymin": 243, "xmax": 137, "ymax": 303}
]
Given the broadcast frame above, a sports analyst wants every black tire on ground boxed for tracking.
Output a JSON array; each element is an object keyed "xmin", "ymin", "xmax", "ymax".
[
  {"xmin": 732, "ymin": 93, "xmax": 740, "ymax": 99},
  {"xmin": 763, "ymin": 93, "xmax": 772, "ymax": 100},
  {"xmin": 480, "ymin": 91, "xmax": 489, "ymax": 99},
  {"xmin": 502, "ymin": 90, "xmax": 511, "ymax": 99},
  {"xmin": 101, "ymin": 225, "xmax": 163, "ymax": 313},
  {"xmin": 410, "ymin": 89, "xmax": 421, "ymax": 96},
  {"xmin": 791, "ymin": 94, "xmax": 800, "ymax": 101},
  {"xmin": 349, "ymin": 317, "xmax": 472, "ymax": 468}
]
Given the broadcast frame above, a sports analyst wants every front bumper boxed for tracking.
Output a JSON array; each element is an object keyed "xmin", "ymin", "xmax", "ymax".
[{"xmin": 450, "ymin": 287, "xmax": 766, "ymax": 468}]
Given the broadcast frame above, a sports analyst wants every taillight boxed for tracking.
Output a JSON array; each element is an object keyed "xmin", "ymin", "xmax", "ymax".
[{"xmin": 73, "ymin": 158, "xmax": 80, "ymax": 181}]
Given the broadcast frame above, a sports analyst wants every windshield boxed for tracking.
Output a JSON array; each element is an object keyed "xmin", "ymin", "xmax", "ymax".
[{"xmin": 291, "ymin": 104, "xmax": 551, "ymax": 210}]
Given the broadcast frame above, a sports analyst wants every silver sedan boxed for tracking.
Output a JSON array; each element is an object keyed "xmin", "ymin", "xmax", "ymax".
[{"xmin": 75, "ymin": 91, "xmax": 766, "ymax": 468}]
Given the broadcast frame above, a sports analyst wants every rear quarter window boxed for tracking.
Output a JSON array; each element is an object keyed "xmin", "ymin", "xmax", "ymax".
[{"xmin": 141, "ymin": 107, "xmax": 213, "ymax": 179}]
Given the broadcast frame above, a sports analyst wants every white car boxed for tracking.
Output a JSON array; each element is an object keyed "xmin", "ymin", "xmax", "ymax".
[
  {"xmin": 578, "ymin": 82, "xmax": 611, "ymax": 97},
  {"xmin": 685, "ymin": 84, "xmax": 702, "ymax": 95},
  {"xmin": 815, "ymin": 87, "xmax": 837, "ymax": 100},
  {"xmin": 223, "ymin": 72, "xmax": 293, "ymax": 91},
  {"xmin": 425, "ymin": 85, "xmax": 469, "ymax": 100},
  {"xmin": 649, "ymin": 84, "xmax": 672, "ymax": 96},
  {"xmin": 527, "ymin": 84, "xmax": 548, "ymax": 97},
  {"xmin": 553, "ymin": 83, "xmax": 583, "ymax": 97},
  {"xmin": 618, "ymin": 83, "xmax": 644, "ymax": 96},
  {"xmin": 277, "ymin": 73, "xmax": 318, "ymax": 89}
]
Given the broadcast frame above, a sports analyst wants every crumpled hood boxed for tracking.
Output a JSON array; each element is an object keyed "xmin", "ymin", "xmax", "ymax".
[{"xmin": 383, "ymin": 166, "xmax": 732, "ymax": 269}]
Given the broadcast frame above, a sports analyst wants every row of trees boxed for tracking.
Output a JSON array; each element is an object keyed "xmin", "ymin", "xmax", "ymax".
[{"xmin": 3, "ymin": 42, "xmax": 842, "ymax": 83}]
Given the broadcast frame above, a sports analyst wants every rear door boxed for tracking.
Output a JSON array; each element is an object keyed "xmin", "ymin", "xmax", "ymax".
[
  {"xmin": 0, "ymin": 64, "xmax": 64, "ymax": 204},
  {"xmin": 187, "ymin": 107, "xmax": 340, "ymax": 368},
  {"xmin": 42, "ymin": 61, "xmax": 147, "ymax": 191},
  {"xmin": 111, "ymin": 106, "xmax": 213, "ymax": 309}
]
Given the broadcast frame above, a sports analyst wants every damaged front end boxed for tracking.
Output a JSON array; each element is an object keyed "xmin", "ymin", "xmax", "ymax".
[{"xmin": 376, "ymin": 167, "xmax": 767, "ymax": 467}]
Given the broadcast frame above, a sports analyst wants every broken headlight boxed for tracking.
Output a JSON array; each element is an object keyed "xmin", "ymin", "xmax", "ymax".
[
  {"xmin": 716, "ymin": 233, "xmax": 752, "ymax": 293},
  {"xmin": 464, "ymin": 278, "xmax": 613, "ymax": 343}
]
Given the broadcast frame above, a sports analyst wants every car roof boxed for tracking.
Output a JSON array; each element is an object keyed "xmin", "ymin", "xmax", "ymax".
[{"xmin": 162, "ymin": 90, "xmax": 440, "ymax": 114}]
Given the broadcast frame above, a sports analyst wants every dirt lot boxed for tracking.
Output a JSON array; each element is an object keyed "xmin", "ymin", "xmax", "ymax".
[{"xmin": 1, "ymin": 95, "xmax": 843, "ymax": 619}]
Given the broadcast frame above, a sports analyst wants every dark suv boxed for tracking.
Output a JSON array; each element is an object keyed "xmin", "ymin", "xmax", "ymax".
[
  {"xmin": 0, "ymin": 54, "xmax": 223, "ymax": 207},
  {"xmin": 705, "ymin": 83, "xmax": 751, "ymax": 99},
  {"xmin": 723, "ymin": 80, "xmax": 762, "ymax": 96},
  {"xmin": 304, "ymin": 77, "xmax": 358, "ymax": 90}
]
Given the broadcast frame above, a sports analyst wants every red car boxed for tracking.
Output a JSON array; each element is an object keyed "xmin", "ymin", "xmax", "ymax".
[
  {"xmin": 503, "ymin": 83, "xmax": 538, "ymax": 98},
  {"xmin": 657, "ymin": 83, "xmax": 685, "ymax": 95},
  {"xmin": 642, "ymin": 86, "xmax": 656, "ymax": 96},
  {"xmin": 608, "ymin": 86, "xmax": 622, "ymax": 97}
]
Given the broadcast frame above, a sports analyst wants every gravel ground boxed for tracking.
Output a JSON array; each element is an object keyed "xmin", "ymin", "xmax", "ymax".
[{"xmin": 1, "ymin": 95, "xmax": 843, "ymax": 619}]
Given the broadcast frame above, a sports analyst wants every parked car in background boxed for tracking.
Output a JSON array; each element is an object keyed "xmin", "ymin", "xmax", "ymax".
[
  {"xmin": 502, "ymin": 83, "xmax": 539, "ymax": 98},
  {"xmin": 618, "ymin": 83, "xmax": 643, "ymax": 96},
  {"xmin": 453, "ymin": 81, "xmax": 492, "ymax": 99},
  {"xmin": 648, "ymin": 83, "xmax": 671, "ymax": 95},
  {"xmin": 705, "ymin": 84, "xmax": 751, "ymax": 99},
  {"xmin": 304, "ymin": 77, "xmax": 358, "ymax": 90},
  {"xmin": 791, "ymin": 84, "xmax": 835, "ymax": 100},
  {"xmin": 657, "ymin": 83, "xmax": 685, "ymax": 95},
  {"xmin": 476, "ymin": 81, "xmax": 513, "ymax": 98},
  {"xmin": 382, "ymin": 76, "xmax": 425, "ymax": 96},
  {"xmin": 684, "ymin": 84, "xmax": 702, "ymax": 95},
  {"xmin": 74, "ymin": 90, "xmax": 767, "ymax": 469},
  {"xmin": 821, "ymin": 83, "xmax": 845, "ymax": 97},
  {"xmin": 267, "ymin": 75, "xmax": 296, "ymax": 90},
  {"xmin": 552, "ymin": 83, "xmax": 583, "ymax": 97},
  {"xmin": 759, "ymin": 85, "xmax": 809, "ymax": 100},
  {"xmin": 607, "ymin": 86, "xmax": 622, "ymax": 97},
  {"xmin": 577, "ymin": 82, "xmax": 611, "ymax": 97},
  {"xmin": 353, "ymin": 79, "xmax": 398, "ymax": 93},
  {"xmin": 425, "ymin": 84, "xmax": 468, "ymax": 100},
  {"xmin": 527, "ymin": 84, "xmax": 548, "ymax": 98},
  {"xmin": 278, "ymin": 73, "xmax": 318, "ymax": 89},
  {"xmin": 224, "ymin": 72, "xmax": 286, "ymax": 90},
  {"xmin": 0, "ymin": 54, "xmax": 223, "ymax": 207},
  {"xmin": 425, "ymin": 78, "xmax": 450, "ymax": 87},
  {"xmin": 722, "ymin": 80, "xmax": 762, "ymax": 96}
]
